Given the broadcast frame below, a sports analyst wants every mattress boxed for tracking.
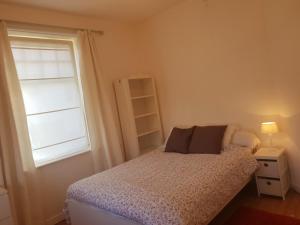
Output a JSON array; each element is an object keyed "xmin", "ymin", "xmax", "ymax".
[{"xmin": 66, "ymin": 146, "xmax": 258, "ymax": 225}]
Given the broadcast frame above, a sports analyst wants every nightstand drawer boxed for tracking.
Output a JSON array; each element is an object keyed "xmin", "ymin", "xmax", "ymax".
[
  {"xmin": 0, "ymin": 195, "xmax": 11, "ymax": 220},
  {"xmin": 257, "ymin": 178, "xmax": 281, "ymax": 197},
  {"xmin": 256, "ymin": 160, "xmax": 279, "ymax": 178}
]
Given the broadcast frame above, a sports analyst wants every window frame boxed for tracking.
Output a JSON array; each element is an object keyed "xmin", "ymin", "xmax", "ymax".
[{"xmin": 9, "ymin": 33, "xmax": 91, "ymax": 167}]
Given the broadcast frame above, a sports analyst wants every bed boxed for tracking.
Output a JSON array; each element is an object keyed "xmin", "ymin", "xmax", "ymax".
[{"xmin": 65, "ymin": 145, "xmax": 258, "ymax": 225}]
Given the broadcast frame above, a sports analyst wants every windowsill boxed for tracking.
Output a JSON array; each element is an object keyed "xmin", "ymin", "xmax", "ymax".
[{"xmin": 34, "ymin": 149, "xmax": 91, "ymax": 168}]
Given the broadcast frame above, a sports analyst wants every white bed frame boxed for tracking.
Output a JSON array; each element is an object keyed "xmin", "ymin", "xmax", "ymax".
[{"xmin": 67, "ymin": 177, "xmax": 252, "ymax": 225}]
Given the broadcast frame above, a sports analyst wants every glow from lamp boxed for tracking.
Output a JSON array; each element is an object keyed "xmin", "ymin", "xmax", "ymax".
[{"xmin": 261, "ymin": 122, "xmax": 278, "ymax": 147}]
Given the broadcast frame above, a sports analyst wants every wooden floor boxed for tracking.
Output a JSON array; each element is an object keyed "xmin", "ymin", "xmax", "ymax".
[
  {"xmin": 57, "ymin": 181, "xmax": 300, "ymax": 225},
  {"xmin": 210, "ymin": 181, "xmax": 300, "ymax": 225}
]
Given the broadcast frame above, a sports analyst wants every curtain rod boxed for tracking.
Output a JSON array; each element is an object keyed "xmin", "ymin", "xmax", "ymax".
[{"xmin": 4, "ymin": 19, "xmax": 104, "ymax": 35}]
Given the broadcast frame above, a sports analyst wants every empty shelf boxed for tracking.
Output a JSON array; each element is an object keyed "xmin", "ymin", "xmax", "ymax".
[
  {"xmin": 131, "ymin": 95, "xmax": 154, "ymax": 100},
  {"xmin": 137, "ymin": 129, "xmax": 160, "ymax": 137},
  {"xmin": 135, "ymin": 112, "xmax": 157, "ymax": 119}
]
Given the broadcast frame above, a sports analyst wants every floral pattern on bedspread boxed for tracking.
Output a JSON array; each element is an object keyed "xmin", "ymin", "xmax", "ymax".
[{"xmin": 66, "ymin": 147, "xmax": 258, "ymax": 225}]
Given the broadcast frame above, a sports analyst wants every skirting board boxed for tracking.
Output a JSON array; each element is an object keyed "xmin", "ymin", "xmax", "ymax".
[{"xmin": 46, "ymin": 212, "xmax": 65, "ymax": 225}]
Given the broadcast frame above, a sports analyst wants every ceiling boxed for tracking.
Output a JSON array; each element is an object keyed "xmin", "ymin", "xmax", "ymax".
[{"xmin": 0, "ymin": 0, "xmax": 183, "ymax": 21}]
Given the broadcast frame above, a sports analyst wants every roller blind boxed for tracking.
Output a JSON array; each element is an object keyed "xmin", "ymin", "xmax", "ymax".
[{"xmin": 10, "ymin": 37, "xmax": 90, "ymax": 167}]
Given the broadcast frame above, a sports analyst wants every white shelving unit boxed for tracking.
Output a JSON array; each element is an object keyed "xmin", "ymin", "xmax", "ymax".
[{"xmin": 114, "ymin": 76, "xmax": 163, "ymax": 160}]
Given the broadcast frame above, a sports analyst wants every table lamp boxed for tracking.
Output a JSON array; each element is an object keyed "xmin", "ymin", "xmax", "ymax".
[{"xmin": 261, "ymin": 122, "xmax": 279, "ymax": 147}]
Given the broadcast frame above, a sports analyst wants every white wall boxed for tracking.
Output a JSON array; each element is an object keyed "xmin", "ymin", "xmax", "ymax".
[
  {"xmin": 136, "ymin": 0, "xmax": 300, "ymax": 191},
  {"xmin": 0, "ymin": 3, "xmax": 143, "ymax": 224},
  {"xmin": 263, "ymin": 0, "xmax": 300, "ymax": 191}
]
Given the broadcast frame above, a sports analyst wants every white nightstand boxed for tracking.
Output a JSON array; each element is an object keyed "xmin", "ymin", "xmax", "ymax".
[
  {"xmin": 0, "ymin": 187, "xmax": 13, "ymax": 225},
  {"xmin": 255, "ymin": 147, "xmax": 290, "ymax": 200}
]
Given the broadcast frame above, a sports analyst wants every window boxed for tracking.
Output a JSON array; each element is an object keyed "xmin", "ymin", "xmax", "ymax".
[{"xmin": 10, "ymin": 35, "xmax": 90, "ymax": 167}]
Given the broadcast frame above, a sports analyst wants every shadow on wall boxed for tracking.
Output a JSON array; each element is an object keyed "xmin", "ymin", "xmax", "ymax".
[{"xmin": 279, "ymin": 113, "xmax": 300, "ymax": 191}]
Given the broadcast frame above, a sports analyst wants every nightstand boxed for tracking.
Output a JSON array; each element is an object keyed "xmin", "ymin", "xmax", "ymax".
[
  {"xmin": 0, "ymin": 187, "xmax": 13, "ymax": 225},
  {"xmin": 255, "ymin": 147, "xmax": 290, "ymax": 200}
]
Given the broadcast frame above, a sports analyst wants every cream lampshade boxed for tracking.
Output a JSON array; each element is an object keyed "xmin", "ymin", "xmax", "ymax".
[{"xmin": 261, "ymin": 122, "xmax": 279, "ymax": 146}]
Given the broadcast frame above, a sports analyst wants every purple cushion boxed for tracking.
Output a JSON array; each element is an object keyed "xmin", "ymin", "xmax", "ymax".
[
  {"xmin": 165, "ymin": 127, "xmax": 195, "ymax": 154},
  {"xmin": 188, "ymin": 125, "xmax": 227, "ymax": 154}
]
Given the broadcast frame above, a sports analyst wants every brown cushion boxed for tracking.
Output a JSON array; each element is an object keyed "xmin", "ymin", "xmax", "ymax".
[
  {"xmin": 188, "ymin": 125, "xmax": 227, "ymax": 154},
  {"xmin": 165, "ymin": 127, "xmax": 195, "ymax": 154}
]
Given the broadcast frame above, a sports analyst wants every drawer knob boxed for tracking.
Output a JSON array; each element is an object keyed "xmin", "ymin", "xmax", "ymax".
[
  {"xmin": 267, "ymin": 181, "xmax": 272, "ymax": 186},
  {"xmin": 264, "ymin": 163, "xmax": 269, "ymax": 167}
]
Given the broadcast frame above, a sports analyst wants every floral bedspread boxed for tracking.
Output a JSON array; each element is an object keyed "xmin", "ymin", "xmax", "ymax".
[{"xmin": 66, "ymin": 147, "xmax": 258, "ymax": 225}]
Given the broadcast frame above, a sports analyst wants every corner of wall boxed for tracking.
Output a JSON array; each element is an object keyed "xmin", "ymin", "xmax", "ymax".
[{"xmin": 292, "ymin": 183, "xmax": 300, "ymax": 194}]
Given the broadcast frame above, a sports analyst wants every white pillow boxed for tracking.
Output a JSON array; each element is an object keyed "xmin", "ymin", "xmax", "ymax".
[
  {"xmin": 223, "ymin": 124, "xmax": 240, "ymax": 150},
  {"xmin": 231, "ymin": 130, "xmax": 261, "ymax": 150}
]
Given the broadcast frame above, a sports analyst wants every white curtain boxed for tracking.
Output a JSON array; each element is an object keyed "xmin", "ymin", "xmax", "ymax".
[
  {"xmin": 0, "ymin": 22, "xmax": 125, "ymax": 225},
  {"xmin": 0, "ymin": 22, "xmax": 45, "ymax": 225},
  {"xmin": 77, "ymin": 30, "xmax": 125, "ymax": 171}
]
